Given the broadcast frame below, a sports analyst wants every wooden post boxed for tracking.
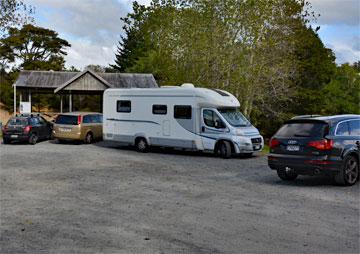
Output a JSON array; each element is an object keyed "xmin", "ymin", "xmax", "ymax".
[
  {"xmin": 14, "ymin": 85, "xmax": 16, "ymax": 116},
  {"xmin": 38, "ymin": 93, "xmax": 40, "ymax": 112},
  {"xmin": 69, "ymin": 92, "xmax": 72, "ymax": 112},
  {"xmin": 99, "ymin": 94, "xmax": 103, "ymax": 113},
  {"xmin": 60, "ymin": 94, "xmax": 63, "ymax": 113},
  {"xmin": 29, "ymin": 91, "xmax": 32, "ymax": 113}
]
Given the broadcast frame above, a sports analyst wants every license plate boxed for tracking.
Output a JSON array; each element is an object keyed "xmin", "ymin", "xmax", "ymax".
[
  {"xmin": 11, "ymin": 135, "xmax": 18, "ymax": 138},
  {"xmin": 60, "ymin": 127, "xmax": 72, "ymax": 132},
  {"xmin": 287, "ymin": 145, "xmax": 300, "ymax": 151},
  {"xmin": 254, "ymin": 145, "xmax": 260, "ymax": 150}
]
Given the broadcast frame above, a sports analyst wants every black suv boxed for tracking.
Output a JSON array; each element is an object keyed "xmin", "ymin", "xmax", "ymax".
[
  {"xmin": 3, "ymin": 115, "xmax": 53, "ymax": 145},
  {"xmin": 268, "ymin": 115, "xmax": 360, "ymax": 186}
]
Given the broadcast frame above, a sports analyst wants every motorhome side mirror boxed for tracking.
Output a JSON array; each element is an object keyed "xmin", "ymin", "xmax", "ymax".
[{"xmin": 215, "ymin": 120, "xmax": 225, "ymax": 129}]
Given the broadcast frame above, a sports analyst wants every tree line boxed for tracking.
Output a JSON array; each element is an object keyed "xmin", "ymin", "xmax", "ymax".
[{"xmin": 1, "ymin": 0, "xmax": 359, "ymax": 137}]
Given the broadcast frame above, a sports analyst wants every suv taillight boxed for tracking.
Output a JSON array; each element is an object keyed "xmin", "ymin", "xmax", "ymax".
[
  {"xmin": 77, "ymin": 115, "xmax": 81, "ymax": 125},
  {"xmin": 3, "ymin": 126, "xmax": 6, "ymax": 132},
  {"xmin": 24, "ymin": 125, "xmax": 31, "ymax": 132},
  {"xmin": 269, "ymin": 138, "xmax": 280, "ymax": 147},
  {"xmin": 308, "ymin": 139, "xmax": 333, "ymax": 149}
]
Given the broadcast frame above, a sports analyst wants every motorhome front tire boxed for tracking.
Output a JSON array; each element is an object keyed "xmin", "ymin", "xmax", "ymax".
[{"xmin": 219, "ymin": 141, "xmax": 232, "ymax": 159}]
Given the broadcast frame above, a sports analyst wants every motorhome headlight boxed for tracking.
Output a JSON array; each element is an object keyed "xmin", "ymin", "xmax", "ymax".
[{"xmin": 235, "ymin": 129, "xmax": 244, "ymax": 135}]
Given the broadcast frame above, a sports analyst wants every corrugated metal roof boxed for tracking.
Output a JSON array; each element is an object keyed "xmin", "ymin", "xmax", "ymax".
[{"xmin": 13, "ymin": 70, "xmax": 158, "ymax": 90}]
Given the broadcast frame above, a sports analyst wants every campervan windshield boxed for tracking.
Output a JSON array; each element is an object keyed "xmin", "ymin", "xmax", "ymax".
[{"xmin": 218, "ymin": 108, "xmax": 251, "ymax": 127}]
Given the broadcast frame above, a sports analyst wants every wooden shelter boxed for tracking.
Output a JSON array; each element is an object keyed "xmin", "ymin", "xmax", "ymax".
[{"xmin": 12, "ymin": 70, "xmax": 158, "ymax": 115}]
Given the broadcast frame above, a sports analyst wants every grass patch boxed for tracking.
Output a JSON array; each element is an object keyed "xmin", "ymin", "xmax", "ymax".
[{"xmin": 260, "ymin": 145, "xmax": 269, "ymax": 154}]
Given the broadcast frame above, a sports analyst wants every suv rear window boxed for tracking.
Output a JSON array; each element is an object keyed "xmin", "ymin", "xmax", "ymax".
[
  {"xmin": 276, "ymin": 122, "xmax": 328, "ymax": 138},
  {"xmin": 56, "ymin": 115, "xmax": 78, "ymax": 125},
  {"xmin": 7, "ymin": 118, "xmax": 28, "ymax": 126}
]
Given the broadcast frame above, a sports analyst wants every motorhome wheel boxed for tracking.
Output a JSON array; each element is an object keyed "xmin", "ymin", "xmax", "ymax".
[{"xmin": 136, "ymin": 138, "xmax": 149, "ymax": 152}]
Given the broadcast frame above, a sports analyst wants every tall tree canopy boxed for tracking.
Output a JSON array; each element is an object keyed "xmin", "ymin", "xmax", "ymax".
[
  {"xmin": 0, "ymin": 24, "xmax": 71, "ymax": 112},
  {"xmin": 0, "ymin": 24, "xmax": 71, "ymax": 70},
  {"xmin": 111, "ymin": 2, "xmax": 152, "ymax": 72},
  {"xmin": 113, "ymin": 0, "xmax": 327, "ymax": 122}
]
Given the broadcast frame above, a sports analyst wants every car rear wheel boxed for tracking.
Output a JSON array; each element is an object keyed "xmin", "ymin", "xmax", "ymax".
[
  {"xmin": 219, "ymin": 141, "xmax": 231, "ymax": 159},
  {"xmin": 334, "ymin": 155, "xmax": 359, "ymax": 186},
  {"xmin": 277, "ymin": 168, "xmax": 298, "ymax": 181},
  {"xmin": 29, "ymin": 134, "xmax": 38, "ymax": 145},
  {"xmin": 136, "ymin": 138, "xmax": 148, "ymax": 152},
  {"xmin": 85, "ymin": 132, "xmax": 93, "ymax": 144}
]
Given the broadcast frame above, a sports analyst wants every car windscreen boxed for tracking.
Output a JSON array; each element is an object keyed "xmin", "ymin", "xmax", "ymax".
[
  {"xmin": 276, "ymin": 121, "xmax": 329, "ymax": 138},
  {"xmin": 7, "ymin": 118, "xmax": 28, "ymax": 126},
  {"xmin": 56, "ymin": 115, "xmax": 78, "ymax": 125},
  {"xmin": 218, "ymin": 108, "xmax": 251, "ymax": 127}
]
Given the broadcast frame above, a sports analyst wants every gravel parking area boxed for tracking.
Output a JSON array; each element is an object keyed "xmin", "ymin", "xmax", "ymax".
[{"xmin": 0, "ymin": 139, "xmax": 359, "ymax": 253}]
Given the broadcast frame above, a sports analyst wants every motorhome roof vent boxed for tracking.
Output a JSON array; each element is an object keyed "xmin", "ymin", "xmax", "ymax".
[{"xmin": 181, "ymin": 83, "xmax": 194, "ymax": 88}]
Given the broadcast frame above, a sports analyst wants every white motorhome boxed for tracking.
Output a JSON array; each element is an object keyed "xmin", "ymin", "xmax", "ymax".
[{"xmin": 103, "ymin": 84, "xmax": 264, "ymax": 158}]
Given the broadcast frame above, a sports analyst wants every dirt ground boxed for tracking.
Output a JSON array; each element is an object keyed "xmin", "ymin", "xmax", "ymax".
[
  {"xmin": 0, "ymin": 108, "xmax": 11, "ymax": 127},
  {"xmin": 0, "ymin": 140, "xmax": 359, "ymax": 253}
]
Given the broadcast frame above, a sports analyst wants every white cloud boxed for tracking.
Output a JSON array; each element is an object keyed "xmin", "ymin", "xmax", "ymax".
[
  {"xmin": 325, "ymin": 35, "xmax": 360, "ymax": 64},
  {"xmin": 27, "ymin": 0, "xmax": 129, "ymax": 69},
  {"xmin": 309, "ymin": 0, "xmax": 360, "ymax": 26},
  {"xmin": 65, "ymin": 40, "xmax": 117, "ymax": 69},
  {"xmin": 309, "ymin": 0, "xmax": 360, "ymax": 64}
]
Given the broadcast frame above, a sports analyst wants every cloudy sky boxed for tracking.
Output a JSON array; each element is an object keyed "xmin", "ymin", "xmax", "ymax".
[{"xmin": 27, "ymin": 0, "xmax": 359, "ymax": 70}]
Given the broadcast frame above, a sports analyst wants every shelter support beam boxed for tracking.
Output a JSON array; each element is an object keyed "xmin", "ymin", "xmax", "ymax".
[
  {"xmin": 69, "ymin": 92, "xmax": 72, "ymax": 112},
  {"xmin": 14, "ymin": 85, "xmax": 16, "ymax": 116},
  {"xmin": 60, "ymin": 95, "xmax": 63, "ymax": 113}
]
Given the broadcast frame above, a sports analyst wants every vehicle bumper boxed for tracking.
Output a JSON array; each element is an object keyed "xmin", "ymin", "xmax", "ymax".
[
  {"xmin": 3, "ymin": 133, "xmax": 30, "ymax": 142},
  {"xmin": 233, "ymin": 135, "xmax": 264, "ymax": 153},
  {"xmin": 267, "ymin": 153, "xmax": 342, "ymax": 176},
  {"xmin": 52, "ymin": 130, "xmax": 82, "ymax": 140}
]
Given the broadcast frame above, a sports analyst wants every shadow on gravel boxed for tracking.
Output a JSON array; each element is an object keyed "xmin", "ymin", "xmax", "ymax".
[
  {"xmin": 259, "ymin": 174, "xmax": 342, "ymax": 187},
  {"xmin": 48, "ymin": 139, "xmax": 81, "ymax": 145},
  {"xmin": 1, "ymin": 139, "xmax": 48, "ymax": 145},
  {"xmin": 93, "ymin": 141, "xmax": 263, "ymax": 159}
]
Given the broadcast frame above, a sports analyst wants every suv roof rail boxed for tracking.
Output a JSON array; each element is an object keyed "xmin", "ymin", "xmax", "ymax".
[{"xmin": 291, "ymin": 115, "xmax": 322, "ymax": 120}]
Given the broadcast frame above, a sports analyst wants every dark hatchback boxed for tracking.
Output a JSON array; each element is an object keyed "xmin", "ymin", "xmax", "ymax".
[
  {"xmin": 3, "ymin": 115, "xmax": 53, "ymax": 145},
  {"xmin": 268, "ymin": 115, "xmax": 360, "ymax": 186}
]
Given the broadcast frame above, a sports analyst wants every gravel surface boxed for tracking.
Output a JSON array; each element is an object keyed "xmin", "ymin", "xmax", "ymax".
[{"xmin": 0, "ymin": 139, "xmax": 359, "ymax": 253}]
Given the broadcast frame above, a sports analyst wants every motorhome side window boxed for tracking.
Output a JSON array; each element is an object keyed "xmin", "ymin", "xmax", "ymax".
[
  {"xmin": 203, "ymin": 110, "xmax": 223, "ymax": 128},
  {"xmin": 153, "ymin": 105, "xmax": 167, "ymax": 115},
  {"xmin": 117, "ymin": 100, "xmax": 131, "ymax": 113},
  {"xmin": 174, "ymin": 105, "xmax": 192, "ymax": 119}
]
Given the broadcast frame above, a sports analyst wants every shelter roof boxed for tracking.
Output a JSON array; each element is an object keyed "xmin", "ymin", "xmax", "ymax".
[{"xmin": 13, "ymin": 70, "xmax": 158, "ymax": 92}]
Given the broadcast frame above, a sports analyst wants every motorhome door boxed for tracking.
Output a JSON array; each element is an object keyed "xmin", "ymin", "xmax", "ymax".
[{"xmin": 201, "ymin": 109, "xmax": 227, "ymax": 150}]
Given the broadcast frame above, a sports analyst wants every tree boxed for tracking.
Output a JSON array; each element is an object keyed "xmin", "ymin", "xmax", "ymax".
[
  {"xmin": 0, "ymin": 0, "xmax": 34, "ymax": 34},
  {"xmin": 117, "ymin": 0, "xmax": 317, "ymax": 120},
  {"xmin": 292, "ymin": 25, "xmax": 336, "ymax": 115},
  {"xmin": 84, "ymin": 64, "xmax": 106, "ymax": 73},
  {"xmin": 322, "ymin": 63, "xmax": 360, "ymax": 114},
  {"xmin": 352, "ymin": 61, "xmax": 360, "ymax": 73},
  {"xmin": 111, "ymin": 2, "xmax": 153, "ymax": 72},
  {"xmin": 0, "ymin": 24, "xmax": 70, "ymax": 71}
]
